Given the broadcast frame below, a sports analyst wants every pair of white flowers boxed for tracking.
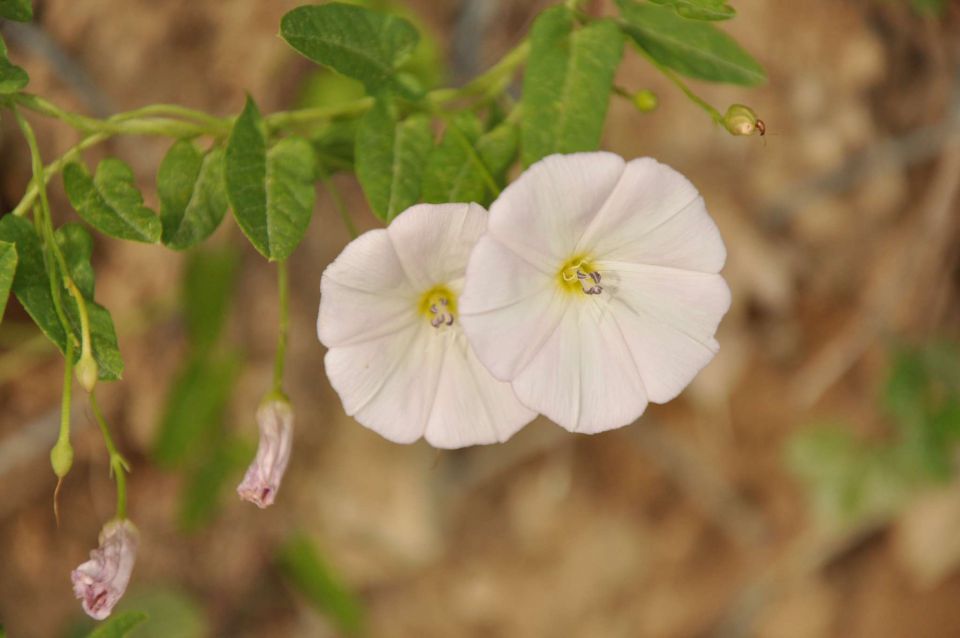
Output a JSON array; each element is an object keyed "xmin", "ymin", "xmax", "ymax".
[{"xmin": 318, "ymin": 152, "xmax": 731, "ymax": 448}]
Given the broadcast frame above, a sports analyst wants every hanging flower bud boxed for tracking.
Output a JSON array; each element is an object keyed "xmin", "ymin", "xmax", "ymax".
[
  {"xmin": 722, "ymin": 104, "xmax": 763, "ymax": 136},
  {"xmin": 631, "ymin": 89, "xmax": 659, "ymax": 113},
  {"xmin": 237, "ymin": 398, "xmax": 294, "ymax": 508},
  {"xmin": 75, "ymin": 353, "xmax": 98, "ymax": 393},
  {"xmin": 71, "ymin": 519, "xmax": 139, "ymax": 620},
  {"xmin": 50, "ymin": 436, "xmax": 73, "ymax": 479}
]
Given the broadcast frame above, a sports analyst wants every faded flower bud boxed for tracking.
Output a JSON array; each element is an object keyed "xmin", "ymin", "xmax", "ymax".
[
  {"xmin": 75, "ymin": 353, "xmax": 98, "ymax": 393},
  {"xmin": 71, "ymin": 519, "xmax": 138, "ymax": 620},
  {"xmin": 631, "ymin": 89, "xmax": 659, "ymax": 113},
  {"xmin": 237, "ymin": 398, "xmax": 294, "ymax": 508},
  {"xmin": 722, "ymin": 103, "xmax": 763, "ymax": 136}
]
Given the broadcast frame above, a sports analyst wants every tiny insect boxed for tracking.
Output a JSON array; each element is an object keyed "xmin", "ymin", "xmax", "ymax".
[{"xmin": 756, "ymin": 119, "xmax": 766, "ymax": 136}]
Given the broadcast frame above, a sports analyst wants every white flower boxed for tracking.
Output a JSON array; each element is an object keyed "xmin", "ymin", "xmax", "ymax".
[
  {"xmin": 459, "ymin": 152, "xmax": 731, "ymax": 434},
  {"xmin": 317, "ymin": 203, "xmax": 536, "ymax": 448},
  {"xmin": 237, "ymin": 398, "xmax": 294, "ymax": 508},
  {"xmin": 71, "ymin": 518, "xmax": 139, "ymax": 620}
]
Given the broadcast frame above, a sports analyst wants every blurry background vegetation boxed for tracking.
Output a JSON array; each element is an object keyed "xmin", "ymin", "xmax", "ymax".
[{"xmin": 1, "ymin": 0, "xmax": 960, "ymax": 636}]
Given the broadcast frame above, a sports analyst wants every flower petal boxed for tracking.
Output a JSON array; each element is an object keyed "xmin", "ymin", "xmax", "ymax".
[
  {"xmin": 324, "ymin": 324, "xmax": 443, "ymax": 444},
  {"xmin": 578, "ymin": 157, "xmax": 726, "ymax": 273},
  {"xmin": 318, "ymin": 228, "xmax": 418, "ymax": 348},
  {"xmin": 459, "ymin": 235, "xmax": 567, "ymax": 381},
  {"xmin": 606, "ymin": 263, "xmax": 731, "ymax": 403},
  {"xmin": 387, "ymin": 202, "xmax": 488, "ymax": 290},
  {"xmin": 487, "ymin": 152, "xmax": 625, "ymax": 266},
  {"xmin": 424, "ymin": 336, "xmax": 536, "ymax": 448},
  {"xmin": 511, "ymin": 304, "xmax": 649, "ymax": 433}
]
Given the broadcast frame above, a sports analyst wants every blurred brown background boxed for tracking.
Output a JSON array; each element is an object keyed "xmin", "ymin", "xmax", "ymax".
[{"xmin": 2, "ymin": 0, "xmax": 960, "ymax": 636}]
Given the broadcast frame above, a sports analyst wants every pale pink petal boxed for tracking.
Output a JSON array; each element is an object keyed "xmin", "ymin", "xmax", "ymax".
[
  {"xmin": 424, "ymin": 336, "xmax": 536, "ymax": 448},
  {"xmin": 459, "ymin": 235, "xmax": 566, "ymax": 381},
  {"xmin": 388, "ymin": 203, "xmax": 488, "ymax": 290},
  {"xmin": 487, "ymin": 152, "xmax": 625, "ymax": 266},
  {"xmin": 604, "ymin": 263, "xmax": 731, "ymax": 403},
  {"xmin": 577, "ymin": 157, "xmax": 726, "ymax": 273},
  {"xmin": 71, "ymin": 519, "xmax": 138, "ymax": 620},
  {"xmin": 318, "ymin": 228, "xmax": 418, "ymax": 348},
  {"xmin": 511, "ymin": 304, "xmax": 649, "ymax": 433},
  {"xmin": 236, "ymin": 399, "xmax": 294, "ymax": 508}
]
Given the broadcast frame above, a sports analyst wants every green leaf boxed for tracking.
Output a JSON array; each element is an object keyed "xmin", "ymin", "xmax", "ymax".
[
  {"xmin": 179, "ymin": 436, "xmax": 250, "ymax": 532},
  {"xmin": 355, "ymin": 98, "xmax": 432, "ymax": 221},
  {"xmin": 64, "ymin": 160, "xmax": 161, "ymax": 243},
  {"xmin": 280, "ymin": 3, "xmax": 421, "ymax": 99},
  {"xmin": 0, "ymin": 0, "xmax": 32, "ymax": 22},
  {"xmin": 521, "ymin": 7, "xmax": 624, "ymax": 166},
  {"xmin": 649, "ymin": 0, "xmax": 735, "ymax": 21},
  {"xmin": 0, "ymin": 215, "xmax": 66, "ymax": 350},
  {"xmin": 86, "ymin": 611, "xmax": 148, "ymax": 638},
  {"xmin": 277, "ymin": 534, "xmax": 365, "ymax": 636},
  {"xmin": 55, "ymin": 223, "xmax": 123, "ymax": 381},
  {"xmin": 158, "ymin": 142, "xmax": 228, "ymax": 250},
  {"xmin": 0, "ymin": 240, "xmax": 17, "ymax": 325},
  {"xmin": 617, "ymin": 0, "xmax": 766, "ymax": 86},
  {"xmin": 225, "ymin": 98, "xmax": 317, "ymax": 261},
  {"xmin": 0, "ymin": 35, "xmax": 28, "ymax": 94},
  {"xmin": 182, "ymin": 248, "xmax": 238, "ymax": 352},
  {"xmin": 153, "ymin": 353, "xmax": 239, "ymax": 467},
  {"xmin": 422, "ymin": 114, "xmax": 517, "ymax": 206}
]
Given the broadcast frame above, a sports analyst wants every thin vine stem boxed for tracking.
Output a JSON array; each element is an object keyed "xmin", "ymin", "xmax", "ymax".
[
  {"xmin": 89, "ymin": 393, "xmax": 128, "ymax": 520},
  {"xmin": 272, "ymin": 260, "xmax": 289, "ymax": 398},
  {"xmin": 631, "ymin": 45, "xmax": 724, "ymax": 124},
  {"xmin": 317, "ymin": 168, "xmax": 358, "ymax": 239}
]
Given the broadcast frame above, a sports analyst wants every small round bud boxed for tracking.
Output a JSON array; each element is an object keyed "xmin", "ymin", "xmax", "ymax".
[
  {"xmin": 75, "ymin": 354, "xmax": 98, "ymax": 393},
  {"xmin": 723, "ymin": 104, "xmax": 761, "ymax": 136},
  {"xmin": 51, "ymin": 437, "xmax": 74, "ymax": 478},
  {"xmin": 631, "ymin": 89, "xmax": 659, "ymax": 113}
]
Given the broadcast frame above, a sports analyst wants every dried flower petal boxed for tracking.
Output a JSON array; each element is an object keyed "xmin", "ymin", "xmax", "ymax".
[
  {"xmin": 237, "ymin": 399, "xmax": 294, "ymax": 508},
  {"xmin": 71, "ymin": 519, "xmax": 138, "ymax": 620}
]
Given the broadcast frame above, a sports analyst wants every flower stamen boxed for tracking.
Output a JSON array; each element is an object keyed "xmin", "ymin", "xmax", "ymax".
[
  {"xmin": 419, "ymin": 286, "xmax": 457, "ymax": 328},
  {"xmin": 558, "ymin": 256, "xmax": 603, "ymax": 296}
]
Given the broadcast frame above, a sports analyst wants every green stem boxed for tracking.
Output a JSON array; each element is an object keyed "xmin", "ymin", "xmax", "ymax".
[
  {"xmin": 59, "ymin": 339, "xmax": 74, "ymax": 440},
  {"xmin": 90, "ymin": 393, "xmax": 128, "ymax": 520},
  {"xmin": 12, "ymin": 132, "xmax": 110, "ymax": 217},
  {"xmin": 317, "ymin": 168, "xmax": 358, "ymax": 239},
  {"xmin": 634, "ymin": 46, "xmax": 723, "ymax": 123},
  {"xmin": 272, "ymin": 260, "xmax": 289, "ymax": 397}
]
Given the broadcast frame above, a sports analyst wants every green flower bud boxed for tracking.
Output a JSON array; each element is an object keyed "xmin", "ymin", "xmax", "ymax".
[
  {"xmin": 631, "ymin": 89, "xmax": 659, "ymax": 113},
  {"xmin": 723, "ymin": 104, "xmax": 762, "ymax": 136},
  {"xmin": 75, "ymin": 354, "xmax": 98, "ymax": 393},
  {"xmin": 50, "ymin": 436, "xmax": 74, "ymax": 478}
]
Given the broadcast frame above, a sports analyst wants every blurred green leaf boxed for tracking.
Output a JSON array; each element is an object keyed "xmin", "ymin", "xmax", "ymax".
[
  {"xmin": 277, "ymin": 534, "xmax": 365, "ymax": 636},
  {"xmin": 55, "ymin": 223, "xmax": 123, "ymax": 381},
  {"xmin": 617, "ymin": 0, "xmax": 766, "ymax": 86},
  {"xmin": 179, "ymin": 436, "xmax": 251, "ymax": 531},
  {"xmin": 153, "ymin": 353, "xmax": 239, "ymax": 467},
  {"xmin": 0, "ymin": 0, "xmax": 31, "ymax": 21},
  {"xmin": 355, "ymin": 97, "xmax": 432, "ymax": 221},
  {"xmin": 113, "ymin": 589, "xmax": 208, "ymax": 638},
  {"xmin": 649, "ymin": 0, "xmax": 735, "ymax": 20},
  {"xmin": 85, "ymin": 612, "xmax": 147, "ymax": 638},
  {"xmin": 909, "ymin": 0, "xmax": 946, "ymax": 16},
  {"xmin": 281, "ymin": 3, "xmax": 421, "ymax": 99},
  {"xmin": 64, "ymin": 160, "xmax": 161, "ymax": 243},
  {"xmin": 182, "ymin": 248, "xmax": 238, "ymax": 353},
  {"xmin": 422, "ymin": 114, "xmax": 518, "ymax": 206},
  {"xmin": 225, "ymin": 98, "xmax": 317, "ymax": 260},
  {"xmin": 158, "ymin": 142, "xmax": 228, "ymax": 250},
  {"xmin": 0, "ymin": 240, "xmax": 17, "ymax": 325},
  {"xmin": 0, "ymin": 35, "xmax": 28, "ymax": 93},
  {"xmin": 521, "ymin": 7, "xmax": 624, "ymax": 166}
]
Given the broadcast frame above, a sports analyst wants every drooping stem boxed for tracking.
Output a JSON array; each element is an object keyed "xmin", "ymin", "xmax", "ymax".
[
  {"xmin": 90, "ymin": 393, "xmax": 128, "ymax": 520},
  {"xmin": 12, "ymin": 132, "xmax": 110, "ymax": 217},
  {"xmin": 272, "ymin": 260, "xmax": 289, "ymax": 398},
  {"xmin": 633, "ymin": 46, "xmax": 724, "ymax": 124}
]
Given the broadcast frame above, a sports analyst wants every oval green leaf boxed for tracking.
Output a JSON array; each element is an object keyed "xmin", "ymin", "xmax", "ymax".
[
  {"xmin": 0, "ymin": 36, "xmax": 28, "ymax": 94},
  {"xmin": 649, "ymin": 0, "xmax": 735, "ymax": 21},
  {"xmin": 521, "ymin": 7, "xmax": 624, "ymax": 167},
  {"xmin": 64, "ymin": 159, "xmax": 161, "ymax": 243},
  {"xmin": 158, "ymin": 141, "xmax": 228, "ymax": 250},
  {"xmin": 225, "ymin": 98, "xmax": 317, "ymax": 261},
  {"xmin": 280, "ymin": 3, "xmax": 421, "ymax": 99},
  {"xmin": 617, "ymin": 0, "xmax": 766, "ymax": 86},
  {"xmin": 0, "ymin": 240, "xmax": 17, "ymax": 325},
  {"xmin": 0, "ymin": 0, "xmax": 32, "ymax": 22},
  {"xmin": 86, "ymin": 611, "xmax": 148, "ymax": 638},
  {"xmin": 355, "ymin": 98, "xmax": 432, "ymax": 222}
]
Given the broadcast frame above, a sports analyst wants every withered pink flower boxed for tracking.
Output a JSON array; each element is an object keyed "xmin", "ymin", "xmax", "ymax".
[
  {"xmin": 71, "ymin": 518, "xmax": 139, "ymax": 620},
  {"xmin": 237, "ymin": 399, "xmax": 293, "ymax": 508}
]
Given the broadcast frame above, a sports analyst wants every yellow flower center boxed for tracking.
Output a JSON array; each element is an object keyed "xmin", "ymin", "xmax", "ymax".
[
  {"xmin": 557, "ymin": 255, "xmax": 603, "ymax": 296},
  {"xmin": 418, "ymin": 285, "xmax": 457, "ymax": 328}
]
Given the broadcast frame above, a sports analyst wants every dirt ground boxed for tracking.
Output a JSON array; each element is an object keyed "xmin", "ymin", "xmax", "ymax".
[{"xmin": 2, "ymin": 0, "xmax": 960, "ymax": 637}]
